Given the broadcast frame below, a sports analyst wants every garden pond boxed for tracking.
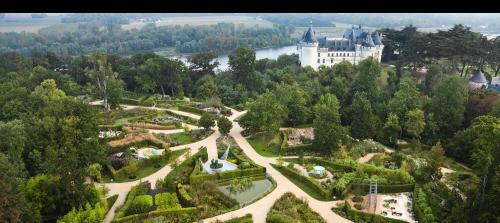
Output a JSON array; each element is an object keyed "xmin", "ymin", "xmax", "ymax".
[{"xmin": 217, "ymin": 179, "xmax": 274, "ymax": 205}]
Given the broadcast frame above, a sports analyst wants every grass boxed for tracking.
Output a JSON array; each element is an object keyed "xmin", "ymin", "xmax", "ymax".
[
  {"xmin": 167, "ymin": 132, "xmax": 196, "ymax": 145},
  {"xmin": 217, "ymin": 214, "xmax": 253, "ymax": 223},
  {"xmin": 122, "ymin": 16, "xmax": 274, "ymax": 30},
  {"xmin": 114, "ymin": 115, "xmax": 150, "ymax": 127},
  {"xmin": 106, "ymin": 194, "xmax": 119, "ymax": 209},
  {"xmin": 102, "ymin": 149, "xmax": 187, "ymax": 183},
  {"xmin": 247, "ymin": 133, "xmax": 281, "ymax": 157},
  {"xmin": 271, "ymin": 164, "xmax": 330, "ymax": 201}
]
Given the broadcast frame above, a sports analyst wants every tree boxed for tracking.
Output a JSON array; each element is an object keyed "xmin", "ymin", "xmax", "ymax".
[
  {"xmin": 85, "ymin": 50, "xmax": 123, "ymax": 110},
  {"xmin": 383, "ymin": 113, "xmax": 401, "ymax": 147},
  {"xmin": 404, "ymin": 109, "xmax": 426, "ymax": 141},
  {"xmin": 429, "ymin": 76, "xmax": 468, "ymax": 139},
  {"xmin": 188, "ymin": 52, "xmax": 219, "ymax": 82},
  {"xmin": 313, "ymin": 93, "xmax": 346, "ymax": 152},
  {"xmin": 0, "ymin": 120, "xmax": 26, "ymax": 169},
  {"xmin": 348, "ymin": 57, "xmax": 381, "ymax": 104},
  {"xmin": 273, "ymin": 83, "xmax": 311, "ymax": 126},
  {"xmin": 469, "ymin": 115, "xmax": 500, "ymax": 216},
  {"xmin": 198, "ymin": 113, "xmax": 216, "ymax": 131},
  {"xmin": 348, "ymin": 91, "xmax": 378, "ymax": 140},
  {"xmin": 239, "ymin": 92, "xmax": 286, "ymax": 134},
  {"xmin": 196, "ymin": 75, "xmax": 219, "ymax": 100},
  {"xmin": 0, "ymin": 154, "xmax": 38, "ymax": 222},
  {"xmin": 427, "ymin": 142, "xmax": 446, "ymax": 179},
  {"xmin": 87, "ymin": 163, "xmax": 102, "ymax": 182},
  {"xmin": 217, "ymin": 116, "xmax": 232, "ymax": 135},
  {"xmin": 388, "ymin": 78, "xmax": 422, "ymax": 120},
  {"xmin": 229, "ymin": 47, "xmax": 257, "ymax": 91}
]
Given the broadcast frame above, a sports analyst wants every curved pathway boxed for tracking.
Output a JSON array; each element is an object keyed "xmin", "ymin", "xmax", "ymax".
[{"xmin": 95, "ymin": 102, "xmax": 350, "ymax": 223}]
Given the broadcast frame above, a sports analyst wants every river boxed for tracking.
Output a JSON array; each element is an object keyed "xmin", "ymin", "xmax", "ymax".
[{"xmin": 165, "ymin": 45, "xmax": 299, "ymax": 72}]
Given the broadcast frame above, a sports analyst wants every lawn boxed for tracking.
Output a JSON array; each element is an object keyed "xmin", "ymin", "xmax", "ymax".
[
  {"xmin": 107, "ymin": 194, "xmax": 119, "ymax": 209},
  {"xmin": 271, "ymin": 164, "xmax": 330, "ymax": 201},
  {"xmin": 247, "ymin": 133, "xmax": 281, "ymax": 157},
  {"xmin": 168, "ymin": 132, "xmax": 196, "ymax": 145},
  {"xmin": 102, "ymin": 149, "xmax": 186, "ymax": 183}
]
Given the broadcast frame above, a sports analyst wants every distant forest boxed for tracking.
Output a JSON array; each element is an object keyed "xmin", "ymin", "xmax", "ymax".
[{"xmin": 0, "ymin": 19, "xmax": 295, "ymax": 56}]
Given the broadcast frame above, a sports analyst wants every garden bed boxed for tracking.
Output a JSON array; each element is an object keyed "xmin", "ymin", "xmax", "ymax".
[{"xmin": 266, "ymin": 192, "xmax": 325, "ymax": 223}]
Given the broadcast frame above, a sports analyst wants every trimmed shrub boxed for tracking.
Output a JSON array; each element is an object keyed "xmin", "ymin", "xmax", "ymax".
[
  {"xmin": 155, "ymin": 193, "xmax": 181, "ymax": 210},
  {"xmin": 273, "ymin": 164, "xmax": 330, "ymax": 199},
  {"xmin": 113, "ymin": 207, "xmax": 198, "ymax": 223},
  {"xmin": 125, "ymin": 195, "xmax": 153, "ymax": 216},
  {"xmin": 178, "ymin": 105, "xmax": 206, "ymax": 115},
  {"xmin": 352, "ymin": 196, "xmax": 364, "ymax": 202},
  {"xmin": 57, "ymin": 196, "xmax": 109, "ymax": 223},
  {"xmin": 176, "ymin": 184, "xmax": 193, "ymax": 207}
]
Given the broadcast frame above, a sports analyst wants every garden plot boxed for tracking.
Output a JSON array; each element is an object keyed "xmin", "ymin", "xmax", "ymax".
[
  {"xmin": 378, "ymin": 193, "xmax": 416, "ymax": 223},
  {"xmin": 217, "ymin": 179, "xmax": 274, "ymax": 205}
]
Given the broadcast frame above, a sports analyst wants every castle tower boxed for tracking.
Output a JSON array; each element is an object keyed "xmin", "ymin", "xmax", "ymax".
[{"xmin": 300, "ymin": 22, "xmax": 319, "ymax": 70}]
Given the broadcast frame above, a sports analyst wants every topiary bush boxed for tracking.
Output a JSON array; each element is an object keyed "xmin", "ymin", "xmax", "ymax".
[
  {"xmin": 155, "ymin": 192, "xmax": 181, "ymax": 210},
  {"xmin": 125, "ymin": 195, "xmax": 153, "ymax": 215},
  {"xmin": 354, "ymin": 203, "xmax": 363, "ymax": 210},
  {"xmin": 352, "ymin": 195, "xmax": 364, "ymax": 203}
]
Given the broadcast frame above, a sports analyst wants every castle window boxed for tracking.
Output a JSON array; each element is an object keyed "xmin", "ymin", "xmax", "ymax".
[
  {"xmin": 323, "ymin": 59, "xmax": 325, "ymax": 63},
  {"xmin": 336, "ymin": 53, "xmax": 338, "ymax": 56},
  {"xmin": 318, "ymin": 53, "xmax": 320, "ymax": 57},
  {"xmin": 317, "ymin": 59, "xmax": 320, "ymax": 63},
  {"xmin": 331, "ymin": 59, "xmax": 333, "ymax": 63}
]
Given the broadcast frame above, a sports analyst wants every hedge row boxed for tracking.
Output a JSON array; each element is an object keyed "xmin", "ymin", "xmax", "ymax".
[
  {"xmin": 176, "ymin": 183, "xmax": 193, "ymax": 207},
  {"xmin": 107, "ymin": 149, "xmax": 176, "ymax": 179},
  {"xmin": 109, "ymin": 139, "xmax": 166, "ymax": 154},
  {"xmin": 113, "ymin": 207, "xmax": 198, "ymax": 223},
  {"xmin": 413, "ymin": 186, "xmax": 436, "ymax": 223},
  {"xmin": 165, "ymin": 110, "xmax": 199, "ymax": 125},
  {"xmin": 303, "ymin": 157, "xmax": 356, "ymax": 172},
  {"xmin": 273, "ymin": 164, "xmax": 330, "ymax": 199},
  {"xmin": 349, "ymin": 183, "xmax": 415, "ymax": 194},
  {"xmin": 189, "ymin": 162, "xmax": 266, "ymax": 186},
  {"xmin": 177, "ymin": 105, "xmax": 206, "ymax": 116}
]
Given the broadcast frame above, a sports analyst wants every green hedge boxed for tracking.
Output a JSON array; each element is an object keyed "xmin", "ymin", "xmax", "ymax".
[
  {"xmin": 273, "ymin": 164, "xmax": 330, "ymax": 199},
  {"xmin": 349, "ymin": 183, "xmax": 415, "ymax": 194},
  {"xmin": 178, "ymin": 105, "xmax": 206, "ymax": 116},
  {"xmin": 176, "ymin": 183, "xmax": 193, "ymax": 207},
  {"xmin": 304, "ymin": 157, "xmax": 356, "ymax": 172},
  {"xmin": 164, "ymin": 110, "xmax": 199, "ymax": 125},
  {"xmin": 113, "ymin": 207, "xmax": 198, "ymax": 223},
  {"xmin": 189, "ymin": 166, "xmax": 266, "ymax": 186},
  {"xmin": 413, "ymin": 186, "xmax": 436, "ymax": 223}
]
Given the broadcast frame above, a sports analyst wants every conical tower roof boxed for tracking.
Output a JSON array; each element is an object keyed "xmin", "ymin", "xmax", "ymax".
[{"xmin": 302, "ymin": 22, "xmax": 317, "ymax": 43}]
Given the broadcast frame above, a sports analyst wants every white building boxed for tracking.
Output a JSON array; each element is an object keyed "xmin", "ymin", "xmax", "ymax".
[{"xmin": 298, "ymin": 23, "xmax": 384, "ymax": 70}]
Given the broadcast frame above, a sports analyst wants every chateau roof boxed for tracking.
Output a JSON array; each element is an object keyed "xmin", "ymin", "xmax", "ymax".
[
  {"xmin": 470, "ymin": 70, "xmax": 488, "ymax": 83},
  {"xmin": 363, "ymin": 33, "xmax": 376, "ymax": 47},
  {"xmin": 302, "ymin": 23, "xmax": 317, "ymax": 43},
  {"xmin": 373, "ymin": 32, "xmax": 383, "ymax": 45}
]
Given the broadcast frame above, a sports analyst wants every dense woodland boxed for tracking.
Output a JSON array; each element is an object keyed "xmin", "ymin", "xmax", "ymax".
[
  {"xmin": 0, "ymin": 23, "xmax": 499, "ymax": 223},
  {"xmin": 0, "ymin": 22, "xmax": 295, "ymax": 56}
]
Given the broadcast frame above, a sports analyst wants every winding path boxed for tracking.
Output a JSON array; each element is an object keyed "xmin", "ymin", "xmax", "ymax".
[{"xmin": 95, "ymin": 102, "xmax": 350, "ymax": 223}]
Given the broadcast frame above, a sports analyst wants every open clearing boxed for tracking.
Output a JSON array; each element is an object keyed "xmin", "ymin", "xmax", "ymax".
[{"xmin": 122, "ymin": 16, "xmax": 274, "ymax": 30}]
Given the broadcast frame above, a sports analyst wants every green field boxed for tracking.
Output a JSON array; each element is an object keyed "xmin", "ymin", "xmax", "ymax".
[
  {"xmin": 247, "ymin": 133, "xmax": 281, "ymax": 157},
  {"xmin": 0, "ymin": 17, "xmax": 64, "ymax": 33},
  {"xmin": 122, "ymin": 16, "xmax": 274, "ymax": 30}
]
